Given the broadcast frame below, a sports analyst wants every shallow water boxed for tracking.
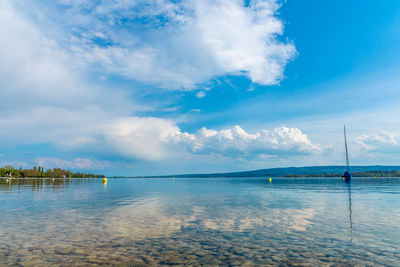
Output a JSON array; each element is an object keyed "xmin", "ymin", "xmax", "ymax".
[{"xmin": 0, "ymin": 177, "xmax": 399, "ymax": 266}]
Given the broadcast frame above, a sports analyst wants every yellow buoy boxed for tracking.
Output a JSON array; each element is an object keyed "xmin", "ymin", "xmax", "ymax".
[
  {"xmin": 102, "ymin": 177, "xmax": 108, "ymax": 184},
  {"xmin": 342, "ymin": 177, "xmax": 345, "ymax": 180},
  {"xmin": 268, "ymin": 177, "xmax": 272, "ymax": 183},
  {"xmin": 377, "ymin": 175, "xmax": 380, "ymax": 179}
]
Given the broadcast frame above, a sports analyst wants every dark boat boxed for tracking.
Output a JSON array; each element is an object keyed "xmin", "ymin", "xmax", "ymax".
[{"xmin": 342, "ymin": 125, "xmax": 352, "ymax": 182}]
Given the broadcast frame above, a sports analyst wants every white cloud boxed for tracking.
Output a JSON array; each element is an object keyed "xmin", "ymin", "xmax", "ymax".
[
  {"xmin": 356, "ymin": 131, "xmax": 400, "ymax": 152},
  {"xmin": 0, "ymin": 0, "xmax": 305, "ymax": 171},
  {"xmin": 104, "ymin": 119, "xmax": 321, "ymax": 161},
  {"xmin": 247, "ymin": 85, "xmax": 255, "ymax": 92},
  {"xmin": 196, "ymin": 91, "xmax": 206, "ymax": 98},
  {"xmin": 0, "ymin": 161, "xmax": 28, "ymax": 168},
  {"xmin": 194, "ymin": 0, "xmax": 295, "ymax": 86},
  {"xmin": 0, "ymin": 0, "xmax": 132, "ymax": 107},
  {"xmin": 104, "ymin": 117, "xmax": 199, "ymax": 161},
  {"xmin": 15, "ymin": 0, "xmax": 296, "ymax": 89},
  {"xmin": 35, "ymin": 157, "xmax": 111, "ymax": 170},
  {"xmin": 0, "ymin": 0, "xmax": 132, "ymax": 149},
  {"xmin": 195, "ymin": 125, "xmax": 322, "ymax": 157}
]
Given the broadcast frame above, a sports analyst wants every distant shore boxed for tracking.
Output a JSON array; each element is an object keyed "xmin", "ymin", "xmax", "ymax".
[
  {"xmin": 283, "ymin": 171, "xmax": 399, "ymax": 177},
  {"xmin": 132, "ymin": 165, "xmax": 400, "ymax": 178},
  {"xmin": 3, "ymin": 165, "xmax": 400, "ymax": 179}
]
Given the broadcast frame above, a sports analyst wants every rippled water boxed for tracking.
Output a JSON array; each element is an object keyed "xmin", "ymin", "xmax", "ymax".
[{"xmin": 0, "ymin": 177, "xmax": 399, "ymax": 266}]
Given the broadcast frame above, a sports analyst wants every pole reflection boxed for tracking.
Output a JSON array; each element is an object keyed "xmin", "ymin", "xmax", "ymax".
[{"xmin": 346, "ymin": 182, "xmax": 353, "ymax": 242}]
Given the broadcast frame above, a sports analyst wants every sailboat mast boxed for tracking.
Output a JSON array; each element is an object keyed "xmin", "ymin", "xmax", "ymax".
[{"xmin": 344, "ymin": 125, "xmax": 350, "ymax": 171}]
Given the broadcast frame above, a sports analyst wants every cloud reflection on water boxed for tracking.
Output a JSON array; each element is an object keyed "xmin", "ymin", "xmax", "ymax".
[{"xmin": 103, "ymin": 198, "xmax": 316, "ymax": 240}]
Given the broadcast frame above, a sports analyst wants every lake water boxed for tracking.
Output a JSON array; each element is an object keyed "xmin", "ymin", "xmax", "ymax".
[{"xmin": 0, "ymin": 177, "xmax": 399, "ymax": 266}]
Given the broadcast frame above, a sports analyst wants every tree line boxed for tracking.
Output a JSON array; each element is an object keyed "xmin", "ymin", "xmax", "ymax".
[{"xmin": 0, "ymin": 166, "xmax": 105, "ymax": 178}]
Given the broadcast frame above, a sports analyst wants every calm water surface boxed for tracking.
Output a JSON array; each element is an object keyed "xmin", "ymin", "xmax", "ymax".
[{"xmin": 0, "ymin": 177, "xmax": 399, "ymax": 266}]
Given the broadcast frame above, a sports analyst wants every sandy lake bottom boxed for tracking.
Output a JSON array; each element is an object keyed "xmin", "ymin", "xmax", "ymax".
[{"xmin": 1, "ymin": 177, "xmax": 399, "ymax": 266}]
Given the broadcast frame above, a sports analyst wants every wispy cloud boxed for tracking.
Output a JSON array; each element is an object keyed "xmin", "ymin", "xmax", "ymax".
[
  {"xmin": 14, "ymin": 0, "xmax": 296, "ymax": 89},
  {"xmin": 0, "ymin": 0, "xmax": 132, "ymax": 149},
  {"xmin": 356, "ymin": 131, "xmax": 400, "ymax": 152},
  {"xmin": 0, "ymin": 161, "xmax": 27, "ymax": 167},
  {"xmin": 35, "ymin": 157, "xmax": 111, "ymax": 170},
  {"xmin": 196, "ymin": 91, "xmax": 206, "ymax": 99}
]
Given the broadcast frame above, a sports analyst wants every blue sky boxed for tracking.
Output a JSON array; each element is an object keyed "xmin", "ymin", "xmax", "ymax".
[{"xmin": 1, "ymin": 0, "xmax": 400, "ymax": 175}]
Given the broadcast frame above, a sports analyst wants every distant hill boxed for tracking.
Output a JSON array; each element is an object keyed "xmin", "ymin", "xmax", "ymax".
[{"xmin": 147, "ymin": 165, "xmax": 400, "ymax": 178}]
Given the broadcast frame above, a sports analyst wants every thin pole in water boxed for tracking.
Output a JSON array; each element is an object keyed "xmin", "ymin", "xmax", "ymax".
[{"xmin": 344, "ymin": 125, "xmax": 350, "ymax": 172}]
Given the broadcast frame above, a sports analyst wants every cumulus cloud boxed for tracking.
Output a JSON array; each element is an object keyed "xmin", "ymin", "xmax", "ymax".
[
  {"xmin": 104, "ymin": 118, "xmax": 321, "ymax": 161},
  {"xmin": 104, "ymin": 117, "xmax": 198, "ymax": 161},
  {"xmin": 15, "ymin": 0, "xmax": 296, "ymax": 89},
  {"xmin": 35, "ymin": 157, "xmax": 111, "ymax": 170},
  {"xmin": 195, "ymin": 125, "xmax": 322, "ymax": 157}
]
